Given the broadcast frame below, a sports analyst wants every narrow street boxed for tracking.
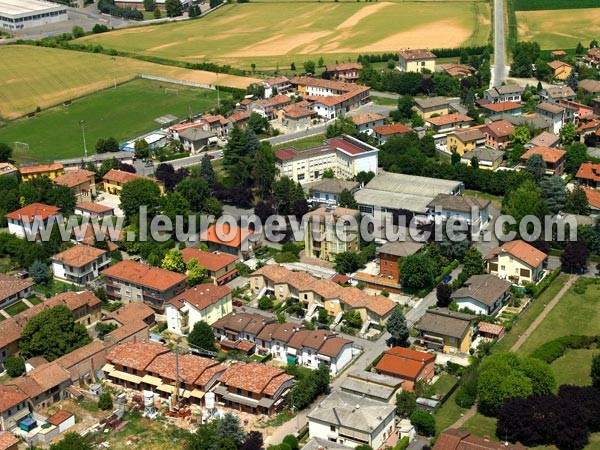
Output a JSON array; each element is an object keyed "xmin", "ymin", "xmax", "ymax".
[{"xmin": 491, "ymin": 0, "xmax": 508, "ymax": 86}]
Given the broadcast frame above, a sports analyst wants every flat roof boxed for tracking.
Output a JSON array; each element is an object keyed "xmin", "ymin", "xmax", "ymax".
[
  {"xmin": 0, "ymin": 0, "xmax": 66, "ymax": 17},
  {"xmin": 363, "ymin": 171, "xmax": 463, "ymax": 197}
]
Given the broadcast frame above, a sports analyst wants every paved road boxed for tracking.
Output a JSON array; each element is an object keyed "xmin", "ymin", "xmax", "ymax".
[
  {"xmin": 491, "ymin": 0, "xmax": 507, "ymax": 86},
  {"xmin": 371, "ymin": 90, "xmax": 400, "ymax": 100},
  {"xmin": 264, "ymin": 124, "xmax": 328, "ymax": 146}
]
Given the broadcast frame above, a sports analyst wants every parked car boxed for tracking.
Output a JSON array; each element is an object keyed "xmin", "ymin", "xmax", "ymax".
[
  {"xmin": 232, "ymin": 300, "xmax": 243, "ymax": 307},
  {"xmin": 442, "ymin": 274, "xmax": 452, "ymax": 283}
]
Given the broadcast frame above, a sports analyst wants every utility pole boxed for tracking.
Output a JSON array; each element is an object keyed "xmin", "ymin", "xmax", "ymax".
[
  {"xmin": 216, "ymin": 70, "xmax": 220, "ymax": 110},
  {"xmin": 80, "ymin": 120, "xmax": 88, "ymax": 158},
  {"xmin": 175, "ymin": 343, "xmax": 180, "ymax": 410}
]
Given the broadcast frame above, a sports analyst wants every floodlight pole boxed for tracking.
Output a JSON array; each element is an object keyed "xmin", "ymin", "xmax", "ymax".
[{"xmin": 80, "ymin": 120, "xmax": 88, "ymax": 158}]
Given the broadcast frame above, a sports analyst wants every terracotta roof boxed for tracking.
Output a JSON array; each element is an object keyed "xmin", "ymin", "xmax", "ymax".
[
  {"xmin": 528, "ymin": 131, "xmax": 559, "ymax": 148},
  {"xmin": 48, "ymin": 290, "xmax": 101, "ymax": 310},
  {"xmin": 307, "ymin": 279, "xmax": 342, "ymax": 299},
  {"xmin": 52, "ymin": 244, "xmax": 107, "ymax": 268},
  {"xmin": 11, "ymin": 362, "xmax": 71, "ymax": 398},
  {"xmin": 438, "ymin": 63, "xmax": 476, "ymax": 78},
  {"xmin": 546, "ymin": 86, "xmax": 575, "ymax": 99},
  {"xmin": 219, "ymin": 362, "xmax": 290, "ymax": 394},
  {"xmin": 375, "ymin": 346, "xmax": 434, "ymax": 379},
  {"xmin": 254, "ymin": 94, "xmax": 291, "ymax": 109},
  {"xmin": 256, "ymin": 322, "xmax": 298, "ymax": 343},
  {"xmin": 0, "ymin": 431, "xmax": 19, "ymax": 450},
  {"xmin": 551, "ymin": 50, "xmax": 567, "ymax": 56},
  {"xmin": 452, "ymin": 274, "xmax": 511, "ymax": 307},
  {"xmin": 326, "ymin": 62, "xmax": 363, "ymax": 72},
  {"xmin": 181, "ymin": 248, "xmax": 238, "ymax": 272},
  {"xmin": 426, "ymin": 113, "xmax": 473, "ymax": 126},
  {"xmin": 413, "ymin": 96, "xmax": 450, "ymax": 109},
  {"xmin": 71, "ymin": 222, "xmax": 119, "ymax": 251},
  {"xmin": 168, "ymin": 283, "xmax": 231, "ymax": 312},
  {"xmin": 291, "ymin": 76, "xmax": 366, "ymax": 93},
  {"xmin": 46, "ymin": 410, "xmax": 74, "ymax": 426},
  {"xmin": 311, "ymin": 85, "xmax": 370, "ymax": 107},
  {"xmin": 372, "ymin": 123, "xmax": 412, "ymax": 136},
  {"xmin": 289, "ymin": 329, "xmax": 332, "ymax": 350},
  {"xmin": 228, "ymin": 111, "xmax": 252, "ymax": 123},
  {"xmin": 275, "ymin": 134, "xmax": 378, "ymax": 162},
  {"xmin": 101, "ymin": 260, "xmax": 187, "ymax": 291},
  {"xmin": 583, "ymin": 187, "xmax": 600, "ymax": 209},
  {"xmin": 53, "ymin": 169, "xmax": 94, "ymax": 188},
  {"xmin": 196, "ymin": 363, "xmax": 227, "ymax": 387},
  {"xmin": 213, "ymin": 312, "xmax": 273, "ymax": 335},
  {"xmin": 0, "ymin": 385, "xmax": 28, "ymax": 414},
  {"xmin": 107, "ymin": 341, "xmax": 169, "ymax": 372},
  {"xmin": 201, "ymin": 114, "xmax": 229, "ymax": 126},
  {"xmin": 434, "ymin": 428, "xmax": 527, "ymax": 450},
  {"xmin": 4, "ymin": 202, "xmax": 61, "ymax": 221},
  {"xmin": 452, "ymin": 128, "xmax": 485, "ymax": 142},
  {"xmin": 105, "ymin": 320, "xmax": 148, "ymax": 342},
  {"xmin": 0, "ymin": 163, "xmax": 18, "ymax": 175},
  {"xmin": 482, "ymin": 101, "xmax": 522, "ymax": 113},
  {"xmin": 484, "ymin": 240, "xmax": 547, "ymax": 267},
  {"xmin": 264, "ymin": 372, "xmax": 295, "ymax": 396},
  {"xmin": 548, "ymin": 60, "xmax": 571, "ymax": 70},
  {"xmin": 75, "ymin": 202, "xmax": 114, "ymax": 214},
  {"xmin": 102, "ymin": 169, "xmax": 144, "ymax": 185},
  {"xmin": 19, "ymin": 163, "xmax": 63, "ymax": 175},
  {"xmin": 331, "ymin": 274, "xmax": 350, "ymax": 284},
  {"xmin": 53, "ymin": 340, "xmax": 108, "ymax": 371},
  {"xmin": 398, "ymin": 48, "xmax": 436, "ymax": 60},
  {"xmin": 265, "ymin": 76, "xmax": 290, "ymax": 86},
  {"xmin": 351, "ymin": 113, "xmax": 385, "ymax": 126},
  {"xmin": 252, "ymin": 264, "xmax": 293, "ymax": 283},
  {"xmin": 282, "ymin": 104, "xmax": 313, "ymax": 119},
  {"xmin": 305, "ymin": 206, "xmax": 360, "ymax": 219},
  {"xmin": 106, "ymin": 302, "xmax": 155, "ymax": 325},
  {"xmin": 146, "ymin": 353, "xmax": 217, "ymax": 384},
  {"xmin": 0, "ymin": 273, "xmax": 33, "ymax": 301},
  {"xmin": 576, "ymin": 162, "xmax": 600, "ymax": 182},
  {"xmin": 319, "ymin": 336, "xmax": 352, "ymax": 358},
  {"xmin": 578, "ymin": 79, "xmax": 600, "ymax": 94},
  {"xmin": 285, "ymin": 271, "xmax": 319, "ymax": 290},
  {"xmin": 477, "ymin": 321, "xmax": 505, "ymax": 337},
  {"xmin": 200, "ymin": 223, "xmax": 253, "ymax": 249},
  {"xmin": 484, "ymin": 120, "xmax": 515, "ymax": 138},
  {"xmin": 521, "ymin": 146, "xmax": 566, "ymax": 164}
]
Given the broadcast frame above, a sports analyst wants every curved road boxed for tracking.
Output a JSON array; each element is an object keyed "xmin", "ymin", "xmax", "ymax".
[{"xmin": 492, "ymin": 0, "xmax": 507, "ymax": 86}]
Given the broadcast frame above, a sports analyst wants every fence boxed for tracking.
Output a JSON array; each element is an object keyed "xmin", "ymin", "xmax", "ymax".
[{"xmin": 138, "ymin": 73, "xmax": 215, "ymax": 90}]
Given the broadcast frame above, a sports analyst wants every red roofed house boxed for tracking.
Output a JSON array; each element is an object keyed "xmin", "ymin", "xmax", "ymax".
[
  {"xmin": 0, "ymin": 385, "xmax": 30, "ymax": 431},
  {"xmin": 424, "ymin": 113, "xmax": 473, "ymax": 133},
  {"xmin": 18, "ymin": 163, "xmax": 64, "ymax": 182},
  {"xmin": 397, "ymin": 49, "xmax": 436, "ymax": 73},
  {"xmin": 583, "ymin": 187, "xmax": 600, "ymax": 214},
  {"xmin": 0, "ymin": 273, "xmax": 33, "ymax": 310},
  {"xmin": 200, "ymin": 223, "xmax": 256, "ymax": 260},
  {"xmin": 287, "ymin": 329, "xmax": 353, "ymax": 376},
  {"xmin": 0, "ymin": 431, "xmax": 19, "ymax": 450},
  {"xmin": 74, "ymin": 202, "xmax": 114, "ymax": 219},
  {"xmin": 249, "ymin": 94, "xmax": 292, "ymax": 120},
  {"xmin": 483, "ymin": 120, "xmax": 515, "ymax": 149},
  {"xmin": 279, "ymin": 103, "xmax": 316, "ymax": 132},
  {"xmin": 576, "ymin": 162, "xmax": 600, "ymax": 188},
  {"xmin": 520, "ymin": 146, "xmax": 566, "ymax": 176},
  {"xmin": 102, "ymin": 169, "xmax": 164, "ymax": 195},
  {"xmin": 375, "ymin": 347, "xmax": 435, "ymax": 392},
  {"xmin": 263, "ymin": 76, "xmax": 293, "ymax": 97},
  {"xmin": 481, "ymin": 101, "xmax": 522, "ymax": 118},
  {"xmin": 351, "ymin": 113, "xmax": 386, "ymax": 133},
  {"xmin": 165, "ymin": 283, "xmax": 233, "ymax": 335},
  {"xmin": 53, "ymin": 169, "xmax": 96, "ymax": 202},
  {"xmin": 434, "ymin": 429, "xmax": 527, "ymax": 450},
  {"xmin": 181, "ymin": 247, "xmax": 239, "ymax": 285},
  {"xmin": 52, "ymin": 244, "xmax": 110, "ymax": 286},
  {"xmin": 324, "ymin": 62, "xmax": 363, "ymax": 83},
  {"xmin": 484, "ymin": 240, "xmax": 548, "ymax": 285},
  {"xmin": 372, "ymin": 123, "xmax": 412, "ymax": 144},
  {"xmin": 101, "ymin": 260, "xmax": 187, "ymax": 311},
  {"xmin": 104, "ymin": 301, "xmax": 156, "ymax": 327},
  {"xmin": 5, "ymin": 203, "xmax": 61, "ymax": 240}
]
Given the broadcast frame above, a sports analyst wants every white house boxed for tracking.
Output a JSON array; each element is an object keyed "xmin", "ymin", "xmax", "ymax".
[
  {"xmin": 536, "ymin": 102, "xmax": 565, "ymax": 134},
  {"xmin": 287, "ymin": 329, "xmax": 353, "ymax": 376},
  {"xmin": 52, "ymin": 244, "xmax": 110, "ymax": 286},
  {"xmin": 484, "ymin": 85, "xmax": 523, "ymax": 103},
  {"xmin": 255, "ymin": 322, "xmax": 301, "ymax": 362},
  {"xmin": 0, "ymin": 274, "xmax": 33, "ymax": 310},
  {"xmin": 165, "ymin": 283, "xmax": 233, "ymax": 336},
  {"xmin": 5, "ymin": 203, "xmax": 61, "ymax": 240},
  {"xmin": 451, "ymin": 274, "xmax": 512, "ymax": 316},
  {"xmin": 426, "ymin": 194, "xmax": 491, "ymax": 236}
]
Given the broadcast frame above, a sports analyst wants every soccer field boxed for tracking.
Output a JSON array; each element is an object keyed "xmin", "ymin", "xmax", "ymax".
[
  {"xmin": 78, "ymin": 0, "xmax": 491, "ymax": 70},
  {"xmin": 0, "ymin": 78, "xmax": 229, "ymax": 163},
  {"xmin": 0, "ymin": 45, "xmax": 258, "ymax": 120}
]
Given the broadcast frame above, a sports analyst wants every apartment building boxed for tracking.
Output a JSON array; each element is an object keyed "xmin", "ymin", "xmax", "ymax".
[
  {"xmin": 5, "ymin": 203, "xmax": 61, "ymax": 240},
  {"xmin": 52, "ymin": 244, "xmax": 110, "ymax": 286},
  {"xmin": 180, "ymin": 247, "xmax": 239, "ymax": 285},
  {"xmin": 18, "ymin": 163, "xmax": 64, "ymax": 181},
  {"xmin": 397, "ymin": 48, "xmax": 436, "ymax": 73},
  {"xmin": 304, "ymin": 207, "xmax": 360, "ymax": 261}
]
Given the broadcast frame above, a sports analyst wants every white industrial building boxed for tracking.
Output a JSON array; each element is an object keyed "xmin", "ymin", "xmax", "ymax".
[{"xmin": 0, "ymin": 0, "xmax": 68, "ymax": 30}]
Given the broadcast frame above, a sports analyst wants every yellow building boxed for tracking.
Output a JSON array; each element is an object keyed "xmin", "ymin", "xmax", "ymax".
[
  {"xmin": 415, "ymin": 308, "xmax": 475, "ymax": 354},
  {"xmin": 304, "ymin": 207, "xmax": 360, "ymax": 262},
  {"xmin": 484, "ymin": 240, "xmax": 548, "ymax": 285},
  {"xmin": 19, "ymin": 163, "xmax": 64, "ymax": 181},
  {"xmin": 413, "ymin": 97, "xmax": 450, "ymax": 119},
  {"xmin": 548, "ymin": 60, "xmax": 573, "ymax": 81},
  {"xmin": 447, "ymin": 128, "xmax": 486, "ymax": 156},
  {"xmin": 102, "ymin": 169, "xmax": 164, "ymax": 195},
  {"xmin": 460, "ymin": 147, "xmax": 504, "ymax": 170},
  {"xmin": 397, "ymin": 49, "xmax": 437, "ymax": 73}
]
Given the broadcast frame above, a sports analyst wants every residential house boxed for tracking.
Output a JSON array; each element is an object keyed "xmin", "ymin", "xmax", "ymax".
[
  {"xmin": 214, "ymin": 363, "xmax": 294, "ymax": 416},
  {"xmin": 250, "ymin": 94, "xmax": 292, "ymax": 120},
  {"xmin": 52, "ymin": 244, "xmax": 110, "ymax": 286},
  {"xmin": 52, "ymin": 340, "xmax": 111, "ymax": 385},
  {"xmin": 292, "ymin": 76, "xmax": 370, "ymax": 99},
  {"xmin": 304, "ymin": 179, "xmax": 361, "ymax": 207},
  {"xmin": 103, "ymin": 320, "xmax": 150, "ymax": 345},
  {"xmin": 0, "ymin": 163, "xmax": 18, "ymax": 177},
  {"xmin": 101, "ymin": 260, "xmax": 187, "ymax": 311},
  {"xmin": 275, "ymin": 135, "xmax": 378, "ymax": 184},
  {"xmin": 481, "ymin": 101, "xmax": 522, "ymax": 119},
  {"xmin": 351, "ymin": 113, "xmax": 386, "ymax": 133},
  {"xmin": 165, "ymin": 283, "xmax": 232, "ymax": 335},
  {"xmin": 46, "ymin": 410, "xmax": 75, "ymax": 434},
  {"xmin": 178, "ymin": 128, "xmax": 216, "ymax": 153},
  {"xmin": 425, "ymin": 113, "xmax": 473, "ymax": 133},
  {"xmin": 103, "ymin": 342, "xmax": 170, "ymax": 390},
  {"xmin": 413, "ymin": 96, "xmax": 450, "ymax": 119},
  {"xmin": 286, "ymin": 330, "xmax": 353, "ymax": 375},
  {"xmin": 74, "ymin": 202, "xmax": 114, "ymax": 219},
  {"xmin": 477, "ymin": 321, "xmax": 506, "ymax": 340},
  {"xmin": 0, "ymin": 431, "xmax": 19, "ymax": 449},
  {"xmin": 451, "ymin": 274, "xmax": 512, "ymax": 316},
  {"xmin": 8, "ymin": 361, "xmax": 72, "ymax": 409},
  {"xmin": 199, "ymin": 223, "xmax": 255, "ymax": 259},
  {"xmin": 427, "ymin": 194, "xmax": 490, "ymax": 235},
  {"xmin": 18, "ymin": 163, "xmax": 64, "ymax": 181},
  {"xmin": 551, "ymin": 50, "xmax": 567, "ymax": 58},
  {"xmin": 0, "ymin": 385, "xmax": 30, "ymax": 431},
  {"xmin": 375, "ymin": 347, "xmax": 435, "ymax": 392},
  {"xmin": 377, "ymin": 240, "xmax": 425, "ymax": 283},
  {"xmin": 0, "ymin": 274, "xmax": 33, "ymax": 310},
  {"xmin": 547, "ymin": 60, "xmax": 573, "ymax": 80},
  {"xmin": 583, "ymin": 187, "xmax": 600, "ymax": 215},
  {"xmin": 102, "ymin": 169, "xmax": 164, "ymax": 195},
  {"xmin": 303, "ymin": 437, "xmax": 351, "ymax": 450},
  {"xmin": 561, "ymin": 99, "xmax": 595, "ymax": 123},
  {"xmin": 228, "ymin": 110, "xmax": 252, "ymax": 129},
  {"xmin": 372, "ymin": 123, "xmax": 412, "ymax": 144},
  {"xmin": 484, "ymin": 85, "xmax": 523, "ymax": 103},
  {"xmin": 520, "ymin": 146, "xmax": 566, "ymax": 176},
  {"xmin": 437, "ymin": 63, "xmax": 476, "ymax": 79},
  {"xmin": 53, "ymin": 169, "xmax": 96, "ymax": 202},
  {"xmin": 255, "ymin": 322, "xmax": 301, "ymax": 362},
  {"xmin": 324, "ymin": 62, "xmax": 362, "ymax": 83},
  {"xmin": 578, "ymin": 79, "xmax": 600, "ymax": 96},
  {"xmin": 484, "ymin": 239, "xmax": 548, "ymax": 285},
  {"xmin": 460, "ymin": 147, "xmax": 504, "ymax": 170},
  {"xmin": 578, "ymin": 120, "xmax": 600, "ymax": 142},
  {"xmin": 212, "ymin": 312, "xmax": 274, "ymax": 344},
  {"xmin": 527, "ymin": 131, "xmax": 560, "ymax": 149},
  {"xmin": 536, "ymin": 102, "xmax": 565, "ymax": 134},
  {"xmin": 263, "ymin": 76, "xmax": 293, "ymax": 97},
  {"xmin": 308, "ymin": 390, "xmax": 396, "ymax": 449},
  {"xmin": 304, "ymin": 207, "xmax": 360, "ymax": 261},
  {"xmin": 576, "ymin": 162, "xmax": 600, "ymax": 188},
  {"xmin": 543, "ymin": 86, "xmax": 576, "ymax": 104},
  {"xmin": 500, "ymin": 113, "xmax": 553, "ymax": 133},
  {"xmin": 414, "ymin": 308, "xmax": 476, "ymax": 354},
  {"xmin": 199, "ymin": 114, "xmax": 229, "ymax": 137},
  {"xmin": 397, "ymin": 49, "xmax": 436, "ymax": 73},
  {"xmin": 279, "ymin": 104, "xmax": 316, "ymax": 132},
  {"xmin": 447, "ymin": 129, "xmax": 486, "ymax": 155},
  {"xmin": 434, "ymin": 429, "xmax": 527, "ymax": 450},
  {"xmin": 483, "ymin": 120, "xmax": 515, "ymax": 149},
  {"xmin": 5, "ymin": 203, "xmax": 61, "ymax": 240},
  {"xmin": 310, "ymin": 86, "xmax": 371, "ymax": 120},
  {"xmin": 104, "ymin": 301, "xmax": 155, "ymax": 327},
  {"xmin": 339, "ymin": 370, "xmax": 404, "ymax": 404},
  {"xmin": 181, "ymin": 247, "xmax": 238, "ymax": 285}
]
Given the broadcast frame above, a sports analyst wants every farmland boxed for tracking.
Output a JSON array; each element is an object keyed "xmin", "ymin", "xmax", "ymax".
[
  {"xmin": 514, "ymin": 0, "xmax": 599, "ymax": 11},
  {"xmin": 0, "ymin": 78, "xmax": 229, "ymax": 162},
  {"xmin": 78, "ymin": 0, "xmax": 491, "ymax": 70},
  {"xmin": 0, "ymin": 45, "xmax": 258, "ymax": 120}
]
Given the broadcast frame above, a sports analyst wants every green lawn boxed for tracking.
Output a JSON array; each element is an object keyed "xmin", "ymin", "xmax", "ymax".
[
  {"xmin": 0, "ymin": 78, "xmax": 226, "ymax": 163},
  {"xmin": 4, "ymin": 300, "xmax": 29, "ymax": 316},
  {"xmin": 371, "ymin": 96, "xmax": 399, "ymax": 107},
  {"xmin": 460, "ymin": 413, "xmax": 498, "ymax": 440},
  {"xmin": 274, "ymin": 134, "xmax": 326, "ymax": 151},
  {"xmin": 434, "ymin": 389, "xmax": 469, "ymax": 434},
  {"xmin": 464, "ymin": 189, "xmax": 503, "ymax": 210},
  {"xmin": 34, "ymin": 280, "xmax": 75, "ymax": 297},
  {"xmin": 551, "ymin": 349, "xmax": 594, "ymax": 388},
  {"xmin": 28, "ymin": 296, "xmax": 43, "ymax": 305},
  {"xmin": 434, "ymin": 373, "xmax": 459, "ymax": 398}
]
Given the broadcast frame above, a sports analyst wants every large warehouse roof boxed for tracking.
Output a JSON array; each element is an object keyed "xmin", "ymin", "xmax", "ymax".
[
  {"xmin": 363, "ymin": 171, "xmax": 463, "ymax": 197},
  {"xmin": 0, "ymin": 0, "xmax": 66, "ymax": 17}
]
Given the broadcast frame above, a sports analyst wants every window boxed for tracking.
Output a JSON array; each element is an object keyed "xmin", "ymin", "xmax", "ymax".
[
  {"xmin": 500, "ymin": 265, "xmax": 505, "ymax": 271},
  {"xmin": 330, "ymin": 425, "xmax": 336, "ymax": 432}
]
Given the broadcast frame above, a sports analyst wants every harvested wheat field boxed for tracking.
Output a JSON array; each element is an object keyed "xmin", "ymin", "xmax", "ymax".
[{"xmin": 79, "ymin": 0, "xmax": 490, "ymax": 70}]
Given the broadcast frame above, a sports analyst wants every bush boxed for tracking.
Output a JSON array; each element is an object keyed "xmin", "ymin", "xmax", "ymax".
[
  {"xmin": 455, "ymin": 388, "xmax": 475, "ymax": 408},
  {"xmin": 530, "ymin": 335, "xmax": 598, "ymax": 364},
  {"xmin": 318, "ymin": 308, "xmax": 329, "ymax": 324},
  {"xmin": 274, "ymin": 252, "xmax": 299, "ymax": 263},
  {"xmin": 394, "ymin": 437, "xmax": 410, "ymax": 450},
  {"xmin": 258, "ymin": 296, "xmax": 274, "ymax": 310},
  {"xmin": 5, "ymin": 355, "xmax": 25, "ymax": 377},
  {"xmin": 98, "ymin": 392, "xmax": 113, "ymax": 410},
  {"xmin": 410, "ymin": 410, "xmax": 436, "ymax": 436}
]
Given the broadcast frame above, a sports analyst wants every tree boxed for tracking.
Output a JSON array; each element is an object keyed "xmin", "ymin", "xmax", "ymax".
[
  {"xmin": 50, "ymin": 433, "xmax": 93, "ymax": 450},
  {"xmin": 120, "ymin": 178, "xmax": 162, "ymax": 221},
  {"xmin": 303, "ymin": 60, "xmax": 316, "ymax": 74},
  {"xmin": 502, "ymin": 180, "xmax": 548, "ymax": 237},
  {"xmin": 566, "ymin": 185, "xmax": 590, "ymax": 215},
  {"xmin": 214, "ymin": 413, "xmax": 246, "ymax": 447},
  {"xmin": 186, "ymin": 258, "xmax": 207, "ymax": 286},
  {"xmin": 560, "ymin": 122, "xmax": 576, "ymax": 145},
  {"xmin": 5, "ymin": 355, "xmax": 25, "ymax": 377},
  {"xmin": 189, "ymin": 3, "xmax": 200, "ymax": 17},
  {"xmin": 317, "ymin": 56, "xmax": 324, "ymax": 68},
  {"xmin": 287, "ymin": 362, "xmax": 330, "ymax": 410},
  {"xmin": 338, "ymin": 189, "xmax": 358, "ymax": 209},
  {"xmin": 161, "ymin": 248, "xmax": 186, "ymax": 273},
  {"xmin": 591, "ymin": 40, "xmax": 599, "ymax": 48},
  {"xmin": 410, "ymin": 410, "xmax": 436, "ymax": 436},
  {"xmin": 395, "ymin": 95, "xmax": 415, "ymax": 121},
  {"xmin": 72, "ymin": 25, "xmax": 85, "ymax": 38},
  {"xmin": 396, "ymin": 390, "xmax": 417, "ymax": 417},
  {"xmin": 290, "ymin": 62, "xmax": 296, "ymax": 71},
  {"xmin": 510, "ymin": 125, "xmax": 531, "ymax": 146},
  {"xmin": 98, "ymin": 392, "xmax": 113, "ymax": 410},
  {"xmin": 143, "ymin": 0, "xmax": 155, "ymax": 10},
  {"xmin": 177, "ymin": 176, "xmax": 209, "ymax": 212},
  {"xmin": 436, "ymin": 282, "xmax": 452, "ymax": 307},
  {"xmin": 153, "ymin": 7, "xmax": 161, "ymax": 18},
  {"xmin": 399, "ymin": 253, "xmax": 436, "ymax": 290},
  {"xmin": 540, "ymin": 176, "xmax": 567, "ymax": 214},
  {"xmin": 29, "ymin": 260, "xmax": 52, "ymax": 285},
  {"xmin": 0, "ymin": 142, "xmax": 14, "ymax": 162},
  {"xmin": 241, "ymin": 431, "xmax": 264, "ymax": 450},
  {"xmin": 326, "ymin": 115, "xmax": 358, "ymax": 138},
  {"xmin": 592, "ymin": 354, "xmax": 600, "ymax": 388},
  {"xmin": 526, "ymin": 153, "xmax": 547, "ymax": 184},
  {"xmin": 451, "ymin": 151, "xmax": 461, "ymax": 165},
  {"xmin": 334, "ymin": 252, "xmax": 362, "ymax": 274},
  {"xmin": 560, "ymin": 240, "xmax": 589, "ymax": 273},
  {"xmin": 282, "ymin": 435, "xmax": 299, "ymax": 450},
  {"xmin": 161, "ymin": 191, "xmax": 191, "ymax": 223},
  {"xmin": 203, "ymin": 196, "xmax": 223, "ymax": 216},
  {"xmin": 254, "ymin": 143, "xmax": 277, "ymax": 198},
  {"xmin": 565, "ymin": 142, "xmax": 588, "ymax": 175},
  {"xmin": 134, "ymin": 139, "xmax": 150, "ymax": 159},
  {"xmin": 576, "ymin": 42, "xmax": 585, "ymax": 54},
  {"xmin": 95, "ymin": 322, "xmax": 117, "ymax": 339},
  {"xmin": 165, "ymin": 0, "xmax": 182, "ymax": 16},
  {"xmin": 461, "ymin": 247, "xmax": 485, "ymax": 278},
  {"xmin": 248, "ymin": 112, "xmax": 270, "ymax": 135},
  {"xmin": 386, "ymin": 305, "xmax": 409, "ymax": 347},
  {"xmin": 199, "ymin": 154, "xmax": 216, "ymax": 188},
  {"xmin": 188, "ymin": 321, "xmax": 217, "ymax": 352},
  {"xmin": 155, "ymin": 163, "xmax": 178, "ymax": 191},
  {"xmin": 20, "ymin": 305, "xmax": 91, "ymax": 361}
]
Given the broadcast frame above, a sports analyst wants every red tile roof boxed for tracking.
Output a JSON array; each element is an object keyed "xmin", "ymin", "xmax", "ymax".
[
  {"xmin": 484, "ymin": 120, "xmax": 515, "ymax": 138},
  {"xmin": 167, "ymin": 283, "xmax": 232, "ymax": 312},
  {"xmin": 481, "ymin": 101, "xmax": 522, "ymax": 113},
  {"xmin": 375, "ymin": 347, "xmax": 435, "ymax": 379},
  {"xmin": 398, "ymin": 48, "xmax": 436, "ymax": 60},
  {"xmin": 576, "ymin": 162, "xmax": 600, "ymax": 182},
  {"xmin": 0, "ymin": 385, "xmax": 28, "ymax": 414},
  {"xmin": 484, "ymin": 240, "xmax": 547, "ymax": 268},
  {"xmin": 319, "ymin": 336, "xmax": 352, "ymax": 358},
  {"xmin": 583, "ymin": 187, "xmax": 600, "ymax": 209},
  {"xmin": 52, "ymin": 244, "xmax": 107, "ymax": 268},
  {"xmin": 521, "ymin": 146, "xmax": 566, "ymax": 164},
  {"xmin": 0, "ymin": 431, "xmax": 19, "ymax": 450},
  {"xmin": 181, "ymin": 248, "xmax": 238, "ymax": 272},
  {"xmin": 326, "ymin": 62, "xmax": 363, "ymax": 72},
  {"xmin": 434, "ymin": 428, "xmax": 527, "ymax": 450},
  {"xmin": 10, "ymin": 362, "xmax": 71, "ymax": 398},
  {"xmin": 200, "ymin": 223, "xmax": 253, "ymax": 249},
  {"xmin": 102, "ymin": 169, "xmax": 143, "ymax": 184},
  {"xmin": 53, "ymin": 169, "xmax": 94, "ymax": 188},
  {"xmin": 75, "ymin": 202, "xmax": 114, "ymax": 214},
  {"xmin": 372, "ymin": 123, "xmax": 412, "ymax": 136},
  {"xmin": 46, "ymin": 410, "xmax": 74, "ymax": 426},
  {"xmin": 426, "ymin": 113, "xmax": 473, "ymax": 127},
  {"xmin": 106, "ymin": 302, "xmax": 155, "ymax": 325},
  {"xmin": 101, "ymin": 260, "xmax": 187, "ymax": 291},
  {"xmin": 351, "ymin": 113, "xmax": 385, "ymax": 126},
  {"xmin": 146, "ymin": 353, "xmax": 218, "ymax": 384},
  {"xmin": 219, "ymin": 362, "xmax": 292, "ymax": 394},
  {"xmin": 107, "ymin": 342, "xmax": 169, "ymax": 371},
  {"xmin": 0, "ymin": 273, "xmax": 33, "ymax": 302},
  {"xmin": 4, "ymin": 202, "xmax": 61, "ymax": 221},
  {"xmin": 478, "ymin": 321, "xmax": 505, "ymax": 337},
  {"xmin": 19, "ymin": 163, "xmax": 63, "ymax": 175}
]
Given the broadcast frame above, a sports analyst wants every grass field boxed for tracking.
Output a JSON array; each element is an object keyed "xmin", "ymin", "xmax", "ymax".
[
  {"xmin": 0, "ymin": 78, "xmax": 228, "ymax": 162},
  {"xmin": 516, "ymin": 8, "xmax": 600, "ymax": 49},
  {"xmin": 78, "ymin": 1, "xmax": 490, "ymax": 70},
  {"xmin": 514, "ymin": 0, "xmax": 599, "ymax": 11},
  {"xmin": 273, "ymin": 134, "xmax": 326, "ymax": 151},
  {"xmin": 0, "ymin": 45, "xmax": 258, "ymax": 120}
]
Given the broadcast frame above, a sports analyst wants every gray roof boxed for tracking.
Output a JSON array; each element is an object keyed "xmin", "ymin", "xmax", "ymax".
[
  {"xmin": 346, "ymin": 370, "xmax": 405, "ymax": 388},
  {"xmin": 451, "ymin": 274, "xmax": 511, "ymax": 307},
  {"xmin": 486, "ymin": 85, "xmax": 523, "ymax": 98},
  {"xmin": 302, "ymin": 438, "xmax": 349, "ymax": 450},
  {"xmin": 416, "ymin": 308, "xmax": 475, "ymax": 339},
  {"xmin": 527, "ymin": 131, "xmax": 560, "ymax": 148},
  {"xmin": 578, "ymin": 79, "xmax": 600, "ymax": 94},
  {"xmin": 377, "ymin": 240, "xmax": 425, "ymax": 257},
  {"xmin": 546, "ymin": 86, "xmax": 576, "ymax": 99},
  {"xmin": 453, "ymin": 128, "xmax": 485, "ymax": 142},
  {"xmin": 427, "ymin": 194, "xmax": 490, "ymax": 213},
  {"xmin": 305, "ymin": 179, "xmax": 360, "ymax": 196},
  {"xmin": 56, "ymin": 151, "xmax": 133, "ymax": 165},
  {"xmin": 178, "ymin": 128, "xmax": 215, "ymax": 142},
  {"xmin": 461, "ymin": 147, "xmax": 504, "ymax": 163},
  {"xmin": 363, "ymin": 172, "xmax": 463, "ymax": 197},
  {"xmin": 413, "ymin": 96, "xmax": 450, "ymax": 110},
  {"xmin": 355, "ymin": 188, "xmax": 432, "ymax": 214},
  {"xmin": 308, "ymin": 390, "xmax": 396, "ymax": 433},
  {"xmin": 340, "ymin": 377, "xmax": 397, "ymax": 402},
  {"xmin": 536, "ymin": 102, "xmax": 564, "ymax": 115}
]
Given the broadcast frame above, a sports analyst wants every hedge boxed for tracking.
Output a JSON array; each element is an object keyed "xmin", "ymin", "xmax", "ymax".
[
  {"xmin": 531, "ymin": 267, "xmax": 562, "ymax": 299},
  {"xmin": 403, "ymin": 260, "xmax": 459, "ymax": 298},
  {"xmin": 530, "ymin": 335, "xmax": 598, "ymax": 364}
]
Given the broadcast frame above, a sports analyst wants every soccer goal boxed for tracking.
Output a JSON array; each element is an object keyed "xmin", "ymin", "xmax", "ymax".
[
  {"xmin": 165, "ymin": 88, "xmax": 179, "ymax": 96},
  {"xmin": 14, "ymin": 141, "xmax": 29, "ymax": 152}
]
